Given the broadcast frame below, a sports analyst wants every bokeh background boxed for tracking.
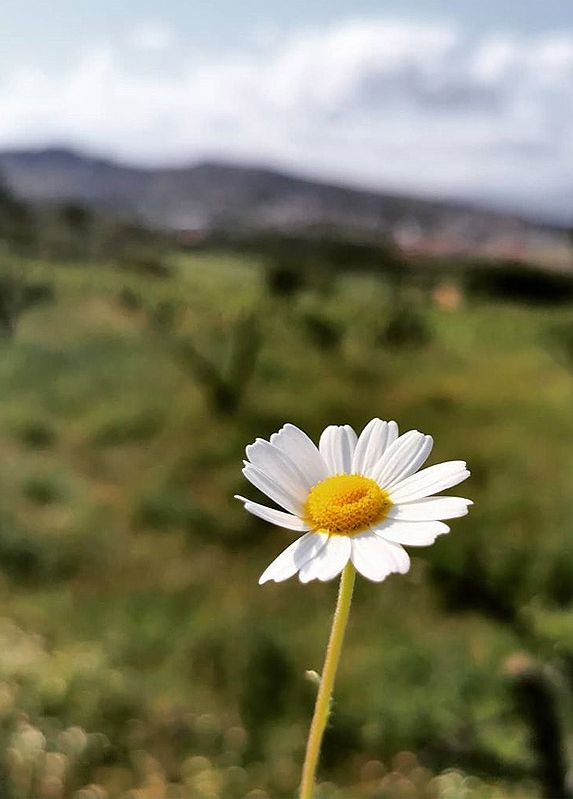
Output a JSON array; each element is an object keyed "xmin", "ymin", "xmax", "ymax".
[{"xmin": 1, "ymin": 2, "xmax": 573, "ymax": 798}]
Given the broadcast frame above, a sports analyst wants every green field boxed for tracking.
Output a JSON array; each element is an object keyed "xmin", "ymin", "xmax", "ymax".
[{"xmin": 0, "ymin": 252, "xmax": 572, "ymax": 799}]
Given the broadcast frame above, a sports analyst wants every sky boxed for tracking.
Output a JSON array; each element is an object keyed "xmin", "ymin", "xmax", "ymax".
[{"xmin": 1, "ymin": 0, "xmax": 573, "ymax": 220}]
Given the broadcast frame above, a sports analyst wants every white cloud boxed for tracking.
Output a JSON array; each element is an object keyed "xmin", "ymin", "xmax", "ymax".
[
  {"xmin": 0, "ymin": 18, "xmax": 572, "ymax": 219},
  {"xmin": 127, "ymin": 19, "xmax": 175, "ymax": 52}
]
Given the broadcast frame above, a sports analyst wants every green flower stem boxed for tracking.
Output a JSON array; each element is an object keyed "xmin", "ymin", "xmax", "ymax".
[{"xmin": 300, "ymin": 562, "xmax": 356, "ymax": 799}]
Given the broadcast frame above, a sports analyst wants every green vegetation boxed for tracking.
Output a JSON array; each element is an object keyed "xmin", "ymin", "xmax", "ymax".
[{"xmin": 0, "ymin": 247, "xmax": 571, "ymax": 799}]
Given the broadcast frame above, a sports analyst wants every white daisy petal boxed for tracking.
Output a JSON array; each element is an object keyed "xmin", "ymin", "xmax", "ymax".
[
  {"xmin": 270, "ymin": 424, "xmax": 329, "ymax": 487},
  {"xmin": 389, "ymin": 461, "xmax": 470, "ymax": 504},
  {"xmin": 259, "ymin": 532, "xmax": 329, "ymax": 584},
  {"xmin": 350, "ymin": 531, "xmax": 410, "ymax": 582},
  {"xmin": 319, "ymin": 425, "xmax": 358, "ymax": 474},
  {"xmin": 243, "ymin": 464, "xmax": 303, "ymax": 515},
  {"xmin": 388, "ymin": 496, "xmax": 473, "ymax": 521},
  {"xmin": 299, "ymin": 535, "xmax": 352, "ymax": 583},
  {"xmin": 352, "ymin": 419, "xmax": 397, "ymax": 476},
  {"xmin": 318, "ymin": 426, "xmax": 337, "ymax": 472},
  {"xmin": 372, "ymin": 430, "xmax": 432, "ymax": 487},
  {"xmin": 235, "ymin": 496, "xmax": 309, "ymax": 531},
  {"xmin": 246, "ymin": 439, "xmax": 310, "ymax": 498},
  {"xmin": 384, "ymin": 434, "xmax": 433, "ymax": 488},
  {"xmin": 386, "ymin": 420, "xmax": 399, "ymax": 448},
  {"xmin": 374, "ymin": 518, "xmax": 450, "ymax": 546}
]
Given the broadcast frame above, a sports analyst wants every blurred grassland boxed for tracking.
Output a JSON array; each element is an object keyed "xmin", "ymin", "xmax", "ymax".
[{"xmin": 0, "ymin": 251, "xmax": 572, "ymax": 798}]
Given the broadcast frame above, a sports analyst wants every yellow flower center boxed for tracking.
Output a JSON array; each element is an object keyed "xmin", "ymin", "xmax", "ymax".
[{"xmin": 304, "ymin": 474, "xmax": 392, "ymax": 536}]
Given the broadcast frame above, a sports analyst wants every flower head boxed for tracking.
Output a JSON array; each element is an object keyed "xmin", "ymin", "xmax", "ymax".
[{"xmin": 236, "ymin": 419, "xmax": 471, "ymax": 584}]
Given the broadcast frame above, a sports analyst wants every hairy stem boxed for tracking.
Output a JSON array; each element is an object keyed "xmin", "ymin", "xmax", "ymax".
[{"xmin": 300, "ymin": 562, "xmax": 356, "ymax": 799}]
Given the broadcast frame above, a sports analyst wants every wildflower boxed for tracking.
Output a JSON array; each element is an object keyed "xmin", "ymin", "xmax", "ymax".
[
  {"xmin": 238, "ymin": 418, "xmax": 472, "ymax": 799},
  {"xmin": 237, "ymin": 419, "xmax": 471, "ymax": 584}
]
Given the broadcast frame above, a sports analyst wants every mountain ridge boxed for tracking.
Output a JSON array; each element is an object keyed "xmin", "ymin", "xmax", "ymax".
[{"xmin": 0, "ymin": 147, "xmax": 570, "ymax": 264}]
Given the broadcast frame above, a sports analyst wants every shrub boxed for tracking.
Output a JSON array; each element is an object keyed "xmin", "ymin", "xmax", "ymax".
[{"xmin": 13, "ymin": 419, "xmax": 57, "ymax": 450}]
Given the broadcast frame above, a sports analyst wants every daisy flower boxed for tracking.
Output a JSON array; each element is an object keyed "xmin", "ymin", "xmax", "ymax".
[{"xmin": 236, "ymin": 419, "xmax": 471, "ymax": 584}]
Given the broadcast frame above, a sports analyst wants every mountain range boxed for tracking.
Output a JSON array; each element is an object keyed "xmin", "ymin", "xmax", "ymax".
[{"xmin": 0, "ymin": 148, "xmax": 570, "ymax": 264}]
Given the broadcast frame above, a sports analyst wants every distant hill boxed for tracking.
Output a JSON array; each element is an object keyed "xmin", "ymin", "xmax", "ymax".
[{"xmin": 0, "ymin": 148, "xmax": 570, "ymax": 264}]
